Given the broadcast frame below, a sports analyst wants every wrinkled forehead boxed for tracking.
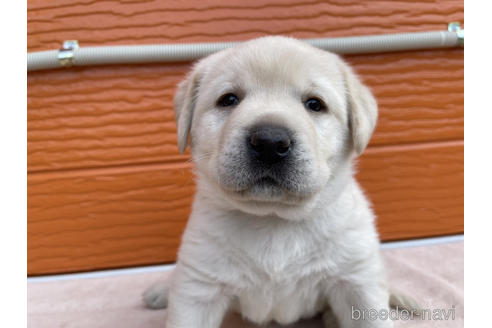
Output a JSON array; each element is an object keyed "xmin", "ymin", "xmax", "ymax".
[{"xmin": 202, "ymin": 41, "xmax": 346, "ymax": 97}]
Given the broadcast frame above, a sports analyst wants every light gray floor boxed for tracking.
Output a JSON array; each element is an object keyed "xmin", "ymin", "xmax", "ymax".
[{"xmin": 27, "ymin": 237, "xmax": 463, "ymax": 328}]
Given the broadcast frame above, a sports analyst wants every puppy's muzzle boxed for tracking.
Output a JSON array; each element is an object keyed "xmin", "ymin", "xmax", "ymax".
[{"xmin": 248, "ymin": 124, "xmax": 292, "ymax": 165}]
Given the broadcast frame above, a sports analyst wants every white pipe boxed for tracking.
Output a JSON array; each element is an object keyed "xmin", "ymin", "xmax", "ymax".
[{"xmin": 27, "ymin": 29, "xmax": 463, "ymax": 72}]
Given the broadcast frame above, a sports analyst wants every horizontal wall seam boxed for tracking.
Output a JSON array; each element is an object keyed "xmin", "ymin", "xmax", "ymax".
[{"xmin": 27, "ymin": 138, "xmax": 463, "ymax": 178}]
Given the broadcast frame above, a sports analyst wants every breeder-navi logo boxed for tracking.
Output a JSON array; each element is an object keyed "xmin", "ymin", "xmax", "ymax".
[{"xmin": 351, "ymin": 305, "xmax": 456, "ymax": 321}]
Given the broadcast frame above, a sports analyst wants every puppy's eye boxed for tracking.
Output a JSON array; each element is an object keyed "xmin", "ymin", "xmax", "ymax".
[
  {"xmin": 217, "ymin": 93, "xmax": 240, "ymax": 107},
  {"xmin": 304, "ymin": 98, "xmax": 326, "ymax": 112}
]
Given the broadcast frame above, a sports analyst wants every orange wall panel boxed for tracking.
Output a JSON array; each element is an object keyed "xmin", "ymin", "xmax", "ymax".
[
  {"xmin": 359, "ymin": 141, "xmax": 463, "ymax": 241},
  {"xmin": 28, "ymin": 163, "xmax": 194, "ymax": 275},
  {"xmin": 28, "ymin": 142, "xmax": 463, "ymax": 275},
  {"xmin": 27, "ymin": 0, "xmax": 464, "ymax": 274},
  {"xmin": 27, "ymin": 49, "xmax": 463, "ymax": 172},
  {"xmin": 27, "ymin": 0, "xmax": 463, "ymax": 52}
]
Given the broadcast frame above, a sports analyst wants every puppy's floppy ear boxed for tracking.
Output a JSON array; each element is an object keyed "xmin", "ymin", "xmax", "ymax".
[
  {"xmin": 339, "ymin": 60, "xmax": 378, "ymax": 156},
  {"xmin": 174, "ymin": 63, "xmax": 204, "ymax": 153}
]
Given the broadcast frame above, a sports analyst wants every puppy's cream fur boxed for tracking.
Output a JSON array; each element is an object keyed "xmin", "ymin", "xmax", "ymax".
[{"xmin": 144, "ymin": 36, "xmax": 393, "ymax": 328}]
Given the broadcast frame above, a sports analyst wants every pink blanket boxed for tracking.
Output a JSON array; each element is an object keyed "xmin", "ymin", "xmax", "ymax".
[{"xmin": 28, "ymin": 241, "xmax": 463, "ymax": 327}]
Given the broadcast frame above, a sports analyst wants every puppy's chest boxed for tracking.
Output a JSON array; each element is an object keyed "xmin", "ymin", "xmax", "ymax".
[
  {"xmin": 230, "ymin": 269, "xmax": 328, "ymax": 325},
  {"xmin": 194, "ymin": 218, "xmax": 344, "ymax": 324},
  {"xmin": 220, "ymin": 231, "xmax": 337, "ymax": 324},
  {"xmin": 220, "ymin": 225, "xmax": 340, "ymax": 286},
  {"xmin": 234, "ymin": 243, "xmax": 329, "ymax": 279}
]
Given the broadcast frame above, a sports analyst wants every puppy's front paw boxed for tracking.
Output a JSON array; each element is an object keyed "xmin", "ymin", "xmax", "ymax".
[{"xmin": 143, "ymin": 281, "xmax": 169, "ymax": 309}]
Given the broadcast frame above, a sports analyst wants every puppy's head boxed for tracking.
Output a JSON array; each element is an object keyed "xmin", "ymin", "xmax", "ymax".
[{"xmin": 174, "ymin": 36, "xmax": 377, "ymax": 219}]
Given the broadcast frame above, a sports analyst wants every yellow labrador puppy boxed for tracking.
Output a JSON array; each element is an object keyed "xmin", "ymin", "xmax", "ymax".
[{"xmin": 144, "ymin": 36, "xmax": 394, "ymax": 328}]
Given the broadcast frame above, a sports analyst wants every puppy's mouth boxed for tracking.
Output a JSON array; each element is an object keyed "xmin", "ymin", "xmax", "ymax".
[
  {"xmin": 214, "ymin": 147, "xmax": 321, "ymax": 202},
  {"xmin": 244, "ymin": 174, "xmax": 286, "ymax": 192},
  {"xmin": 218, "ymin": 174, "xmax": 316, "ymax": 208},
  {"xmin": 255, "ymin": 176, "xmax": 280, "ymax": 188},
  {"xmin": 231, "ymin": 174, "xmax": 304, "ymax": 201}
]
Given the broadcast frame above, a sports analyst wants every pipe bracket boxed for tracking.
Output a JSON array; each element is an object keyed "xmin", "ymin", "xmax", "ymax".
[
  {"xmin": 58, "ymin": 40, "xmax": 79, "ymax": 67},
  {"xmin": 448, "ymin": 22, "xmax": 464, "ymax": 47}
]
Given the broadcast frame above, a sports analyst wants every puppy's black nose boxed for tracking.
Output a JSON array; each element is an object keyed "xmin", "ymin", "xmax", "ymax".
[{"xmin": 248, "ymin": 125, "xmax": 292, "ymax": 165}]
